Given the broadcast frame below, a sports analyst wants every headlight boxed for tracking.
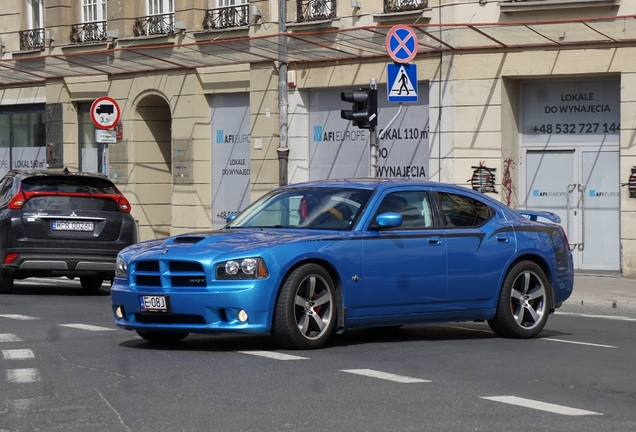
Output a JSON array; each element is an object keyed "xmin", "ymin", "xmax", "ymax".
[
  {"xmin": 115, "ymin": 256, "xmax": 128, "ymax": 278},
  {"xmin": 216, "ymin": 257, "xmax": 268, "ymax": 280}
]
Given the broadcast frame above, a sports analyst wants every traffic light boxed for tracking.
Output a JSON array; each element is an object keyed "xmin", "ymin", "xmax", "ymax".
[{"xmin": 340, "ymin": 88, "xmax": 377, "ymax": 129}]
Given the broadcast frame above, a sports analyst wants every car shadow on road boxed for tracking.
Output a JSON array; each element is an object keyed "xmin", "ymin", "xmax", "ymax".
[{"xmin": 117, "ymin": 322, "xmax": 505, "ymax": 352}]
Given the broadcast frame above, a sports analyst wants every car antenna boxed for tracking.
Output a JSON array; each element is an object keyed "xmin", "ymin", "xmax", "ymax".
[{"xmin": 63, "ymin": 167, "xmax": 69, "ymax": 174}]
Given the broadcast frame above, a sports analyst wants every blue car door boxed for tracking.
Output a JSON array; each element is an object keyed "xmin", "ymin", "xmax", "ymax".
[
  {"xmin": 349, "ymin": 189, "xmax": 448, "ymax": 322},
  {"xmin": 436, "ymin": 190, "xmax": 516, "ymax": 310}
]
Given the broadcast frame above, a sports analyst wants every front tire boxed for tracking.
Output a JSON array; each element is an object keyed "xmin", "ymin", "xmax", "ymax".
[
  {"xmin": 0, "ymin": 271, "xmax": 14, "ymax": 294},
  {"xmin": 136, "ymin": 331, "xmax": 188, "ymax": 343},
  {"xmin": 488, "ymin": 261, "xmax": 551, "ymax": 338},
  {"xmin": 272, "ymin": 264, "xmax": 336, "ymax": 349}
]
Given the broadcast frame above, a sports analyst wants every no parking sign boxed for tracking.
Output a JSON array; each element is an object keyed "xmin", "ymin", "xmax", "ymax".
[{"xmin": 385, "ymin": 25, "xmax": 418, "ymax": 64}]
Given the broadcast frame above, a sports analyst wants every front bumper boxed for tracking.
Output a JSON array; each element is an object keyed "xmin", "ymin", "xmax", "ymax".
[{"xmin": 110, "ymin": 278, "xmax": 275, "ymax": 335}]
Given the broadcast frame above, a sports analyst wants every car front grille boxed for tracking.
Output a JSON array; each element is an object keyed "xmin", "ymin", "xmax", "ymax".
[
  {"xmin": 135, "ymin": 314, "xmax": 206, "ymax": 324},
  {"xmin": 133, "ymin": 260, "xmax": 207, "ymax": 288}
]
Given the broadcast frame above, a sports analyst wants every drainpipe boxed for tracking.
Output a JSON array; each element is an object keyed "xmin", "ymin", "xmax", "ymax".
[{"xmin": 278, "ymin": 0, "xmax": 290, "ymax": 186}]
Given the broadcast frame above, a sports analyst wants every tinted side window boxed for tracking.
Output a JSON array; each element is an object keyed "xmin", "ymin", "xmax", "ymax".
[
  {"xmin": 437, "ymin": 192, "xmax": 491, "ymax": 227},
  {"xmin": 373, "ymin": 191, "xmax": 433, "ymax": 229}
]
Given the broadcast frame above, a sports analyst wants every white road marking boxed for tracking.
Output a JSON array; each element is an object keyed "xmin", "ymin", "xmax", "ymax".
[
  {"xmin": 482, "ymin": 396, "xmax": 602, "ymax": 416},
  {"xmin": 341, "ymin": 369, "xmax": 430, "ymax": 383},
  {"xmin": 8, "ymin": 399, "xmax": 34, "ymax": 411},
  {"xmin": 0, "ymin": 334, "xmax": 22, "ymax": 342},
  {"xmin": 543, "ymin": 338, "xmax": 616, "ymax": 348},
  {"xmin": 557, "ymin": 312, "xmax": 636, "ymax": 322},
  {"xmin": 0, "ymin": 314, "xmax": 40, "ymax": 320},
  {"xmin": 2, "ymin": 349, "xmax": 35, "ymax": 360},
  {"xmin": 59, "ymin": 324, "xmax": 116, "ymax": 332},
  {"xmin": 238, "ymin": 351, "xmax": 309, "ymax": 361},
  {"xmin": 6, "ymin": 368, "xmax": 40, "ymax": 383}
]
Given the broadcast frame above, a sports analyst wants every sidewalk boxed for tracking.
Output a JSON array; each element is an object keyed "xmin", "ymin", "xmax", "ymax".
[{"xmin": 561, "ymin": 274, "xmax": 636, "ymax": 314}]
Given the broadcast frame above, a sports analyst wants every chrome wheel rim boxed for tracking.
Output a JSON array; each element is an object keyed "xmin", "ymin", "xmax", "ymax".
[
  {"xmin": 510, "ymin": 270, "xmax": 546, "ymax": 330},
  {"xmin": 293, "ymin": 274, "xmax": 333, "ymax": 340}
]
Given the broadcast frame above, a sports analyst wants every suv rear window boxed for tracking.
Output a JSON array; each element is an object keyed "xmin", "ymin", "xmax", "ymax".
[
  {"xmin": 23, "ymin": 196, "xmax": 120, "ymax": 212},
  {"xmin": 20, "ymin": 175, "xmax": 122, "ymax": 212},
  {"xmin": 21, "ymin": 176, "xmax": 119, "ymax": 195}
]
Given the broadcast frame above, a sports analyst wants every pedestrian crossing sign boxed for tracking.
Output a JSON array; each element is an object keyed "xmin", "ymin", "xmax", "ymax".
[{"xmin": 387, "ymin": 63, "xmax": 418, "ymax": 103}]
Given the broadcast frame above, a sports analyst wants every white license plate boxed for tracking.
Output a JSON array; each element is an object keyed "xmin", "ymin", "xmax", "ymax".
[
  {"xmin": 52, "ymin": 220, "xmax": 94, "ymax": 231},
  {"xmin": 139, "ymin": 295, "xmax": 169, "ymax": 313}
]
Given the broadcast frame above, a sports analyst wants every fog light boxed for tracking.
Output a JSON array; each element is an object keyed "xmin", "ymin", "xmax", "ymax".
[
  {"xmin": 115, "ymin": 306, "xmax": 124, "ymax": 319},
  {"xmin": 238, "ymin": 309, "xmax": 248, "ymax": 322}
]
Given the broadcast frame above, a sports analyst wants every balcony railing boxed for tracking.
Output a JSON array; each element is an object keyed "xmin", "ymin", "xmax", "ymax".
[
  {"xmin": 19, "ymin": 28, "xmax": 45, "ymax": 51},
  {"xmin": 296, "ymin": 0, "xmax": 337, "ymax": 23},
  {"xmin": 133, "ymin": 13, "xmax": 175, "ymax": 37},
  {"xmin": 384, "ymin": 0, "xmax": 427, "ymax": 13},
  {"xmin": 203, "ymin": 4, "xmax": 249, "ymax": 30},
  {"xmin": 70, "ymin": 21, "xmax": 107, "ymax": 44}
]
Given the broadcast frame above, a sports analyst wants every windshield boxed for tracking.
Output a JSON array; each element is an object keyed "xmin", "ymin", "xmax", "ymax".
[{"xmin": 226, "ymin": 187, "xmax": 373, "ymax": 230}]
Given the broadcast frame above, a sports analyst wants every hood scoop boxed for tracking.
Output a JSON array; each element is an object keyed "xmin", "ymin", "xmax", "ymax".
[{"xmin": 172, "ymin": 236, "xmax": 206, "ymax": 245}]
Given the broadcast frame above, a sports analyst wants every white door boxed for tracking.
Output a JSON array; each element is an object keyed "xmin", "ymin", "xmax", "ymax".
[{"xmin": 523, "ymin": 148, "xmax": 619, "ymax": 271}]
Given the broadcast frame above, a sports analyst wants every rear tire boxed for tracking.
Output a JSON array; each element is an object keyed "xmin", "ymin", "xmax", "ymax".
[
  {"xmin": 80, "ymin": 276, "xmax": 103, "ymax": 290},
  {"xmin": 136, "ymin": 331, "xmax": 188, "ymax": 343},
  {"xmin": 0, "ymin": 271, "xmax": 14, "ymax": 294},
  {"xmin": 488, "ymin": 261, "xmax": 551, "ymax": 339}
]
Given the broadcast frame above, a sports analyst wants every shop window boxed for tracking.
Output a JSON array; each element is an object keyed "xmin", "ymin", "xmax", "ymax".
[{"xmin": 0, "ymin": 105, "xmax": 47, "ymax": 177}]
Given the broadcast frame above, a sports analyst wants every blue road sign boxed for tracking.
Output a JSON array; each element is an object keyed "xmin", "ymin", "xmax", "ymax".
[
  {"xmin": 387, "ymin": 63, "xmax": 418, "ymax": 103},
  {"xmin": 385, "ymin": 25, "xmax": 418, "ymax": 63}
]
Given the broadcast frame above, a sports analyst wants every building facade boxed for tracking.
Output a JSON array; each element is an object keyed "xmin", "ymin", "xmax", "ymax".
[{"xmin": 1, "ymin": 0, "xmax": 635, "ymax": 276}]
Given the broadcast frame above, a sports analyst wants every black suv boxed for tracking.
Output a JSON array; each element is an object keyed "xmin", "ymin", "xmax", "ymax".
[{"xmin": 0, "ymin": 170, "xmax": 138, "ymax": 293}]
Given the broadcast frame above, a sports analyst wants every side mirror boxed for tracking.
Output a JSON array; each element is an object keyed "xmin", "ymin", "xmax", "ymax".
[
  {"xmin": 226, "ymin": 213, "xmax": 238, "ymax": 223},
  {"xmin": 375, "ymin": 212, "xmax": 402, "ymax": 228}
]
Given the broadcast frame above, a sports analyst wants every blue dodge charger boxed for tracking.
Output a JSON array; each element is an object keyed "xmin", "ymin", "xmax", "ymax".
[{"xmin": 111, "ymin": 179, "xmax": 573, "ymax": 349}]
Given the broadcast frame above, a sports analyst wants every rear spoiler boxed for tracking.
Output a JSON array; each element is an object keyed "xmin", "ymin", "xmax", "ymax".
[{"xmin": 518, "ymin": 210, "xmax": 561, "ymax": 224}]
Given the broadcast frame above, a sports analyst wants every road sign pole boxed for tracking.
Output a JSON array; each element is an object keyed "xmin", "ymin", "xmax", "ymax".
[{"xmin": 369, "ymin": 79, "xmax": 378, "ymax": 178}]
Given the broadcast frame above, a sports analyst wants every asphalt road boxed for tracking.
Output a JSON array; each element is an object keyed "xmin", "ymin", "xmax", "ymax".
[{"xmin": 1, "ymin": 278, "xmax": 635, "ymax": 431}]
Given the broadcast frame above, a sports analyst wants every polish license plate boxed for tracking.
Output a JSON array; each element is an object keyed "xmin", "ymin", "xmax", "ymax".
[
  {"xmin": 139, "ymin": 295, "xmax": 170, "ymax": 313},
  {"xmin": 52, "ymin": 220, "xmax": 94, "ymax": 231}
]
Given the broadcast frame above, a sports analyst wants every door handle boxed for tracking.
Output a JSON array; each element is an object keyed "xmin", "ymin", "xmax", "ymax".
[
  {"xmin": 496, "ymin": 235, "xmax": 509, "ymax": 243},
  {"xmin": 428, "ymin": 236, "xmax": 442, "ymax": 245}
]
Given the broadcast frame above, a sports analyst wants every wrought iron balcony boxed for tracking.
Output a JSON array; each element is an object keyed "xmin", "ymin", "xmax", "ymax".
[
  {"xmin": 19, "ymin": 28, "xmax": 45, "ymax": 51},
  {"xmin": 133, "ymin": 13, "xmax": 175, "ymax": 37},
  {"xmin": 203, "ymin": 4, "xmax": 249, "ymax": 30},
  {"xmin": 70, "ymin": 21, "xmax": 107, "ymax": 44},
  {"xmin": 296, "ymin": 0, "xmax": 337, "ymax": 23},
  {"xmin": 384, "ymin": 0, "xmax": 427, "ymax": 13}
]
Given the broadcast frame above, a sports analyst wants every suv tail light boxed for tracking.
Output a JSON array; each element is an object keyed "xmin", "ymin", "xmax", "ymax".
[
  {"xmin": 9, "ymin": 193, "xmax": 27, "ymax": 209},
  {"xmin": 117, "ymin": 195, "xmax": 131, "ymax": 213}
]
